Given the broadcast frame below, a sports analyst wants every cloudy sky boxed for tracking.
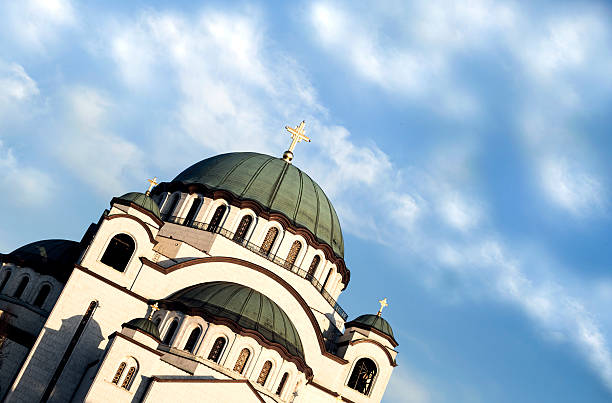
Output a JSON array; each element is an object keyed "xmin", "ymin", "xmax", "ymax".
[{"xmin": 2, "ymin": 0, "xmax": 612, "ymax": 401}]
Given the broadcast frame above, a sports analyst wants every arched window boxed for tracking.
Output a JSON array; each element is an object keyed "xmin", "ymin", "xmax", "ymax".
[
  {"xmin": 207, "ymin": 337, "xmax": 226, "ymax": 363},
  {"xmin": 13, "ymin": 276, "xmax": 29, "ymax": 299},
  {"xmin": 307, "ymin": 255, "xmax": 320, "ymax": 279},
  {"xmin": 233, "ymin": 215, "xmax": 253, "ymax": 242},
  {"xmin": 260, "ymin": 227, "xmax": 278, "ymax": 256},
  {"xmin": 121, "ymin": 366, "xmax": 136, "ymax": 389},
  {"xmin": 184, "ymin": 327, "xmax": 201, "ymax": 354},
  {"xmin": 112, "ymin": 362, "xmax": 126, "ymax": 384},
  {"xmin": 233, "ymin": 348, "xmax": 250, "ymax": 374},
  {"xmin": 100, "ymin": 234, "xmax": 135, "ymax": 272},
  {"xmin": 0, "ymin": 269, "xmax": 11, "ymax": 293},
  {"xmin": 184, "ymin": 198, "xmax": 201, "ymax": 226},
  {"xmin": 162, "ymin": 319, "xmax": 179, "ymax": 345},
  {"xmin": 257, "ymin": 360, "xmax": 272, "ymax": 386},
  {"xmin": 347, "ymin": 358, "xmax": 377, "ymax": 395},
  {"xmin": 164, "ymin": 193, "xmax": 180, "ymax": 218},
  {"xmin": 208, "ymin": 205, "xmax": 226, "ymax": 232},
  {"xmin": 276, "ymin": 372, "xmax": 289, "ymax": 396},
  {"xmin": 284, "ymin": 241, "xmax": 302, "ymax": 269},
  {"xmin": 322, "ymin": 269, "xmax": 333, "ymax": 290},
  {"xmin": 33, "ymin": 284, "xmax": 51, "ymax": 308}
]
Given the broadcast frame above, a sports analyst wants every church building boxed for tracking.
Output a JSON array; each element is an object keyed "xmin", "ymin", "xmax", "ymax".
[{"xmin": 0, "ymin": 122, "xmax": 398, "ymax": 402}]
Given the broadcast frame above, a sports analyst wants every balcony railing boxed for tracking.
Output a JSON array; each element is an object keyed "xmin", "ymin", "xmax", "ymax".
[{"xmin": 162, "ymin": 214, "xmax": 348, "ymax": 320}]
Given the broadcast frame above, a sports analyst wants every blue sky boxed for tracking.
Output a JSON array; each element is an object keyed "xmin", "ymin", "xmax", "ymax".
[{"xmin": 1, "ymin": 0, "xmax": 612, "ymax": 401}]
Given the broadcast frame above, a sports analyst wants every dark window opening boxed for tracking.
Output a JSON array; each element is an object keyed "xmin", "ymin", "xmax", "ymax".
[
  {"xmin": 184, "ymin": 198, "xmax": 201, "ymax": 225},
  {"xmin": 13, "ymin": 276, "xmax": 29, "ymax": 299},
  {"xmin": 307, "ymin": 255, "xmax": 320, "ymax": 279},
  {"xmin": 208, "ymin": 205, "xmax": 226, "ymax": 232},
  {"xmin": 233, "ymin": 215, "xmax": 253, "ymax": 242},
  {"xmin": 184, "ymin": 327, "xmax": 201, "ymax": 353},
  {"xmin": 164, "ymin": 194, "xmax": 180, "ymax": 218},
  {"xmin": 207, "ymin": 337, "xmax": 226, "ymax": 363},
  {"xmin": 347, "ymin": 358, "xmax": 377, "ymax": 395},
  {"xmin": 101, "ymin": 234, "xmax": 135, "ymax": 272},
  {"xmin": 0, "ymin": 270, "xmax": 11, "ymax": 293},
  {"xmin": 121, "ymin": 366, "xmax": 136, "ymax": 389},
  {"xmin": 163, "ymin": 319, "xmax": 179, "ymax": 345},
  {"xmin": 33, "ymin": 284, "xmax": 51, "ymax": 307},
  {"xmin": 112, "ymin": 362, "xmax": 126, "ymax": 384},
  {"xmin": 276, "ymin": 372, "xmax": 289, "ymax": 396}
]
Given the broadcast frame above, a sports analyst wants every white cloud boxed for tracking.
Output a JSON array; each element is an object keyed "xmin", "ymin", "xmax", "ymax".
[
  {"xmin": 52, "ymin": 87, "xmax": 146, "ymax": 195},
  {"xmin": 0, "ymin": 61, "xmax": 40, "ymax": 121},
  {"xmin": 385, "ymin": 366, "xmax": 431, "ymax": 403},
  {"xmin": 1, "ymin": 0, "xmax": 76, "ymax": 51},
  {"xmin": 540, "ymin": 157, "xmax": 604, "ymax": 215},
  {"xmin": 0, "ymin": 140, "xmax": 54, "ymax": 206}
]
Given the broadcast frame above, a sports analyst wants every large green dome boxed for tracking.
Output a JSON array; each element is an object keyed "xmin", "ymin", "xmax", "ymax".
[
  {"xmin": 1, "ymin": 239, "xmax": 82, "ymax": 282},
  {"xmin": 173, "ymin": 152, "xmax": 344, "ymax": 258},
  {"xmin": 157, "ymin": 281, "xmax": 304, "ymax": 361}
]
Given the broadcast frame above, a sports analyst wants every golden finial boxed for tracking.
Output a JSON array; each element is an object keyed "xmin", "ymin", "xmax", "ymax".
[
  {"xmin": 146, "ymin": 177, "xmax": 158, "ymax": 196},
  {"xmin": 335, "ymin": 395, "xmax": 343, "ymax": 401},
  {"xmin": 377, "ymin": 298, "xmax": 388, "ymax": 317},
  {"xmin": 283, "ymin": 120, "xmax": 310, "ymax": 163},
  {"xmin": 148, "ymin": 302, "xmax": 160, "ymax": 320}
]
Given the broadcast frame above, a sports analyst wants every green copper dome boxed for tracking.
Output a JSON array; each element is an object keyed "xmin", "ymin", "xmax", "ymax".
[
  {"xmin": 158, "ymin": 281, "xmax": 304, "ymax": 360},
  {"xmin": 1, "ymin": 239, "xmax": 82, "ymax": 282},
  {"xmin": 123, "ymin": 317, "xmax": 161, "ymax": 341},
  {"xmin": 346, "ymin": 314, "xmax": 397, "ymax": 345},
  {"xmin": 173, "ymin": 152, "xmax": 344, "ymax": 258},
  {"xmin": 118, "ymin": 192, "xmax": 161, "ymax": 220}
]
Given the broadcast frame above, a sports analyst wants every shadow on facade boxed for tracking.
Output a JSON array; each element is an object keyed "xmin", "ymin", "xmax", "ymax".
[{"xmin": 9, "ymin": 314, "xmax": 104, "ymax": 403}]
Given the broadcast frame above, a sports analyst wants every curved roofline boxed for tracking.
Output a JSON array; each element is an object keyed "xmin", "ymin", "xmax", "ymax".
[
  {"xmin": 158, "ymin": 296, "xmax": 313, "ymax": 378},
  {"xmin": 103, "ymin": 213, "xmax": 159, "ymax": 245},
  {"xmin": 110, "ymin": 197, "xmax": 164, "ymax": 227},
  {"xmin": 140, "ymin": 256, "xmax": 349, "ymax": 366},
  {"xmin": 341, "ymin": 339, "xmax": 398, "ymax": 367},
  {"xmin": 152, "ymin": 182, "xmax": 350, "ymax": 288},
  {"xmin": 344, "ymin": 320, "xmax": 398, "ymax": 347}
]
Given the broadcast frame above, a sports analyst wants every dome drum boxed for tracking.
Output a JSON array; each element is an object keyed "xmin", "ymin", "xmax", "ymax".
[
  {"xmin": 152, "ymin": 182, "xmax": 350, "ymax": 287},
  {"xmin": 155, "ymin": 282, "xmax": 313, "ymax": 379}
]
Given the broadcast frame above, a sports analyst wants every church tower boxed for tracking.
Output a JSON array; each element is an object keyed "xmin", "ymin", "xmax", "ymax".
[{"xmin": 0, "ymin": 122, "xmax": 398, "ymax": 402}]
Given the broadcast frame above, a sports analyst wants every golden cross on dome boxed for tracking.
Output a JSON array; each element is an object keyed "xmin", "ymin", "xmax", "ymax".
[
  {"xmin": 282, "ymin": 120, "xmax": 310, "ymax": 163},
  {"xmin": 148, "ymin": 302, "xmax": 160, "ymax": 320},
  {"xmin": 377, "ymin": 298, "xmax": 388, "ymax": 317},
  {"xmin": 146, "ymin": 177, "xmax": 158, "ymax": 196}
]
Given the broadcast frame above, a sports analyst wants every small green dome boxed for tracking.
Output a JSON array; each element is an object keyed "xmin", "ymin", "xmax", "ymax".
[
  {"xmin": 118, "ymin": 192, "xmax": 161, "ymax": 219},
  {"xmin": 346, "ymin": 314, "xmax": 397, "ymax": 345},
  {"xmin": 158, "ymin": 281, "xmax": 304, "ymax": 360},
  {"xmin": 173, "ymin": 152, "xmax": 344, "ymax": 258},
  {"xmin": 1, "ymin": 239, "xmax": 82, "ymax": 282},
  {"xmin": 123, "ymin": 317, "xmax": 161, "ymax": 341}
]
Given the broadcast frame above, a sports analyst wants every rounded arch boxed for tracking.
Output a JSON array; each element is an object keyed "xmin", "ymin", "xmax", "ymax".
[
  {"xmin": 206, "ymin": 333, "xmax": 229, "ymax": 363},
  {"xmin": 183, "ymin": 325, "xmax": 203, "ymax": 354},
  {"xmin": 232, "ymin": 346, "xmax": 252, "ymax": 374},
  {"xmin": 182, "ymin": 194, "xmax": 204, "ymax": 225},
  {"xmin": 162, "ymin": 191, "xmax": 182, "ymax": 217},
  {"xmin": 348, "ymin": 339, "xmax": 397, "ymax": 367},
  {"xmin": 232, "ymin": 211, "xmax": 256, "ymax": 242},
  {"xmin": 259, "ymin": 223, "xmax": 283, "ymax": 256},
  {"xmin": 32, "ymin": 282, "xmax": 52, "ymax": 308},
  {"xmin": 100, "ymin": 233, "xmax": 136, "ymax": 273},
  {"xmin": 203, "ymin": 199, "xmax": 230, "ymax": 228},
  {"xmin": 13, "ymin": 274, "xmax": 30, "ymax": 299},
  {"xmin": 0, "ymin": 268, "xmax": 12, "ymax": 293},
  {"xmin": 114, "ymin": 356, "xmax": 139, "ymax": 390},
  {"xmin": 162, "ymin": 316, "xmax": 180, "ymax": 345},
  {"xmin": 346, "ymin": 356, "xmax": 378, "ymax": 396},
  {"xmin": 141, "ymin": 256, "xmax": 349, "ymax": 367}
]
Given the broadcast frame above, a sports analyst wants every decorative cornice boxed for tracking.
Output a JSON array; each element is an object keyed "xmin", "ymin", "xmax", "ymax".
[
  {"xmin": 308, "ymin": 381, "xmax": 356, "ymax": 402},
  {"xmin": 109, "ymin": 331, "xmax": 164, "ymax": 356},
  {"xmin": 337, "ymin": 339, "xmax": 398, "ymax": 367},
  {"xmin": 152, "ymin": 182, "xmax": 350, "ymax": 288},
  {"xmin": 140, "ymin": 256, "xmax": 349, "ymax": 366},
  {"xmin": 74, "ymin": 264, "xmax": 149, "ymax": 303},
  {"xmin": 150, "ymin": 377, "xmax": 265, "ymax": 403},
  {"xmin": 110, "ymin": 197, "xmax": 164, "ymax": 226},
  {"xmin": 344, "ymin": 321, "xmax": 399, "ymax": 348},
  {"xmin": 103, "ymin": 213, "xmax": 159, "ymax": 245}
]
